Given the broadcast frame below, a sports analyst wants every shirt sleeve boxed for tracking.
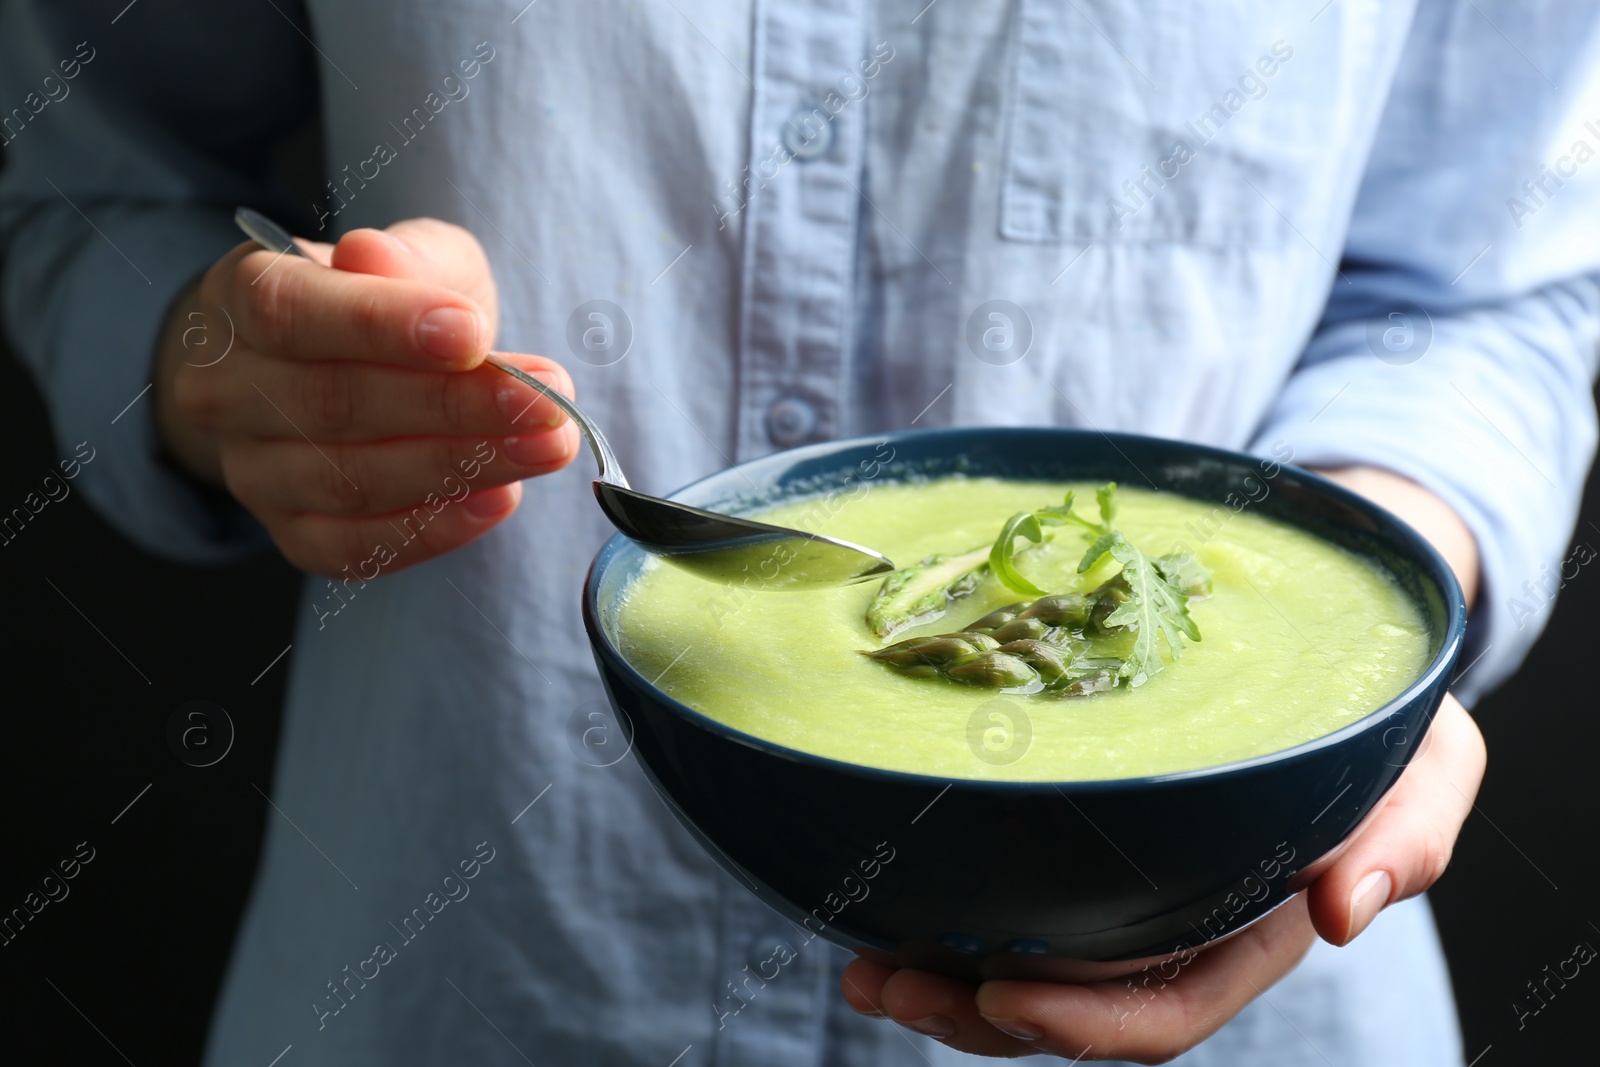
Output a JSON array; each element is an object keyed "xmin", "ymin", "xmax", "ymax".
[
  {"xmin": 1249, "ymin": 0, "xmax": 1600, "ymax": 706},
  {"xmin": 0, "ymin": 2, "xmax": 319, "ymax": 562}
]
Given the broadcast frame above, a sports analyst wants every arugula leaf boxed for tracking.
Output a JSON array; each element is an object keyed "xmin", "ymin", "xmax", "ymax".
[
  {"xmin": 1037, "ymin": 490, "xmax": 1086, "ymax": 529},
  {"xmin": 989, "ymin": 489, "xmax": 1110, "ymax": 596},
  {"xmin": 1079, "ymin": 531, "xmax": 1119, "ymax": 570},
  {"xmin": 1078, "ymin": 532, "xmax": 1200, "ymax": 687},
  {"xmin": 989, "ymin": 513, "xmax": 1051, "ymax": 596},
  {"xmin": 1095, "ymin": 482, "xmax": 1118, "ymax": 528}
]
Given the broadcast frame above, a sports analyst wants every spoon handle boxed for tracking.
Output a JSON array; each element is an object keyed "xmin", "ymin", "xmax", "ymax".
[
  {"xmin": 232, "ymin": 207, "xmax": 629, "ymax": 489},
  {"xmin": 234, "ymin": 207, "xmax": 306, "ymax": 260},
  {"xmin": 483, "ymin": 355, "xmax": 627, "ymax": 488}
]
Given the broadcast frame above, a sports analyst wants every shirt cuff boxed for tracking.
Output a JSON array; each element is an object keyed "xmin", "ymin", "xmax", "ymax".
[{"xmin": 27, "ymin": 204, "xmax": 269, "ymax": 562}]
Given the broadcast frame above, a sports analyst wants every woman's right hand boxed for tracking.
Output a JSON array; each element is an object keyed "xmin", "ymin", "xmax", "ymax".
[{"xmin": 155, "ymin": 218, "xmax": 578, "ymax": 576}]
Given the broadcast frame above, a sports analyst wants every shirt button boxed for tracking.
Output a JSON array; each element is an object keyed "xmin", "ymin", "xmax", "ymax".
[
  {"xmin": 766, "ymin": 396, "xmax": 817, "ymax": 447},
  {"xmin": 782, "ymin": 105, "xmax": 835, "ymax": 161}
]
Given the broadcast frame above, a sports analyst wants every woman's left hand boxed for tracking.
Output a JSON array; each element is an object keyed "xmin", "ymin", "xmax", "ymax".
[{"xmin": 841, "ymin": 466, "xmax": 1487, "ymax": 1062}]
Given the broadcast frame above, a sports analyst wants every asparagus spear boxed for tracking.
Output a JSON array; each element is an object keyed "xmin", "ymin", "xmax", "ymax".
[
  {"xmin": 864, "ymin": 543, "xmax": 992, "ymax": 639},
  {"xmin": 862, "ymin": 593, "xmax": 1129, "ymax": 695}
]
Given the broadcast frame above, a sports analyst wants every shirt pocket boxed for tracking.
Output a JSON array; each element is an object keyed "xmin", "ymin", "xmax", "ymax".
[{"xmin": 999, "ymin": 0, "xmax": 1328, "ymax": 248}]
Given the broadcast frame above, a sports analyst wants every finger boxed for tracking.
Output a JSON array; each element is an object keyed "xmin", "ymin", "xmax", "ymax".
[
  {"xmin": 486, "ymin": 353, "xmax": 575, "ymax": 432},
  {"xmin": 329, "ymin": 227, "xmax": 416, "ymax": 278},
  {"xmin": 324, "ymin": 220, "xmax": 502, "ymax": 366},
  {"xmin": 269, "ymin": 481, "xmax": 523, "ymax": 577},
  {"xmin": 972, "ymin": 895, "xmax": 1316, "ymax": 1063},
  {"xmin": 330, "ymin": 219, "xmax": 498, "ymax": 333},
  {"xmin": 839, "ymin": 957, "xmax": 893, "ymax": 1018},
  {"xmin": 1307, "ymin": 694, "xmax": 1484, "ymax": 946},
  {"xmin": 841, "ymin": 959, "xmax": 1031, "ymax": 1057},
  {"xmin": 223, "ymin": 424, "xmax": 578, "ymax": 518},
  {"xmin": 226, "ymin": 249, "xmax": 493, "ymax": 369},
  {"xmin": 882, "ymin": 967, "xmax": 1037, "ymax": 1056},
  {"xmin": 296, "ymin": 237, "xmax": 334, "ymax": 267},
  {"xmin": 203, "ymin": 350, "xmax": 574, "ymax": 442}
]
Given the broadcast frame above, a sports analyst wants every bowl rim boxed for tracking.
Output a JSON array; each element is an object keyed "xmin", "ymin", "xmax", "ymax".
[{"xmin": 582, "ymin": 426, "xmax": 1468, "ymax": 793}]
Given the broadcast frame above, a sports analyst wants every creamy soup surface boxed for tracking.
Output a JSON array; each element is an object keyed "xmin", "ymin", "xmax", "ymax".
[{"xmin": 616, "ymin": 478, "xmax": 1431, "ymax": 781}]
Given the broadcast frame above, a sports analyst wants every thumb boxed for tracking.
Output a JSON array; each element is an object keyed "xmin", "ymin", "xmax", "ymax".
[{"xmin": 1306, "ymin": 694, "xmax": 1485, "ymax": 946}]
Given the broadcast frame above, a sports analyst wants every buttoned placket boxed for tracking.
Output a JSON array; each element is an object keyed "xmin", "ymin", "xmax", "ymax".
[
  {"xmin": 714, "ymin": 3, "xmax": 869, "ymax": 1060},
  {"xmin": 733, "ymin": 0, "xmax": 868, "ymax": 461}
]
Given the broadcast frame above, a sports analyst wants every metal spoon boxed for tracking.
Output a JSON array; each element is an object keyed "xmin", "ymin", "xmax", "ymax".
[{"xmin": 232, "ymin": 208, "xmax": 896, "ymax": 588}]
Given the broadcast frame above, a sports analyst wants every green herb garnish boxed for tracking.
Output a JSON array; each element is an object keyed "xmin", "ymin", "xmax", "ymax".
[
  {"xmin": 1079, "ymin": 533, "xmax": 1200, "ymax": 687},
  {"xmin": 863, "ymin": 484, "xmax": 1209, "ymax": 696},
  {"xmin": 988, "ymin": 487, "xmax": 1113, "ymax": 596}
]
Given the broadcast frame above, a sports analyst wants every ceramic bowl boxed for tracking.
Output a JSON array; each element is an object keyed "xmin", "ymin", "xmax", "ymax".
[{"xmin": 582, "ymin": 428, "xmax": 1465, "ymax": 976}]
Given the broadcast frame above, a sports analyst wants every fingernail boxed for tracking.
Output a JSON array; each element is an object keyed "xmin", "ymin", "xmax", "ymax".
[
  {"xmin": 1347, "ymin": 870, "xmax": 1392, "ymax": 941},
  {"xmin": 984, "ymin": 1018, "xmax": 1044, "ymax": 1042},
  {"xmin": 904, "ymin": 1015, "xmax": 955, "ymax": 1039},
  {"xmin": 495, "ymin": 370, "xmax": 566, "ymax": 427},
  {"xmin": 462, "ymin": 485, "xmax": 516, "ymax": 518},
  {"xmin": 503, "ymin": 428, "xmax": 573, "ymax": 467},
  {"xmin": 417, "ymin": 307, "xmax": 481, "ymax": 362}
]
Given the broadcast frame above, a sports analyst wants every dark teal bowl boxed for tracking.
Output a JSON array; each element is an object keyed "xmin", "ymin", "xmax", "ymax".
[{"xmin": 582, "ymin": 428, "xmax": 1466, "ymax": 976}]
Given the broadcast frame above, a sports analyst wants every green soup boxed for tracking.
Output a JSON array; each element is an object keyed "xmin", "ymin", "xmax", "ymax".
[{"xmin": 616, "ymin": 477, "xmax": 1430, "ymax": 782}]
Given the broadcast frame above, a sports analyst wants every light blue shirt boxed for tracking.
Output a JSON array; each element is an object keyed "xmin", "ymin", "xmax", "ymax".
[{"xmin": 5, "ymin": 1, "xmax": 1598, "ymax": 1064}]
